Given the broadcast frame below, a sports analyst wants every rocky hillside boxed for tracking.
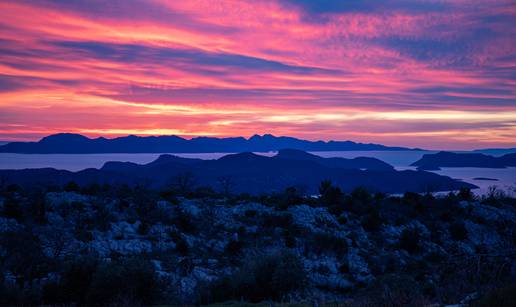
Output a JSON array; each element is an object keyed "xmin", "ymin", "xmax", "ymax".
[{"xmin": 0, "ymin": 183, "xmax": 514, "ymax": 306}]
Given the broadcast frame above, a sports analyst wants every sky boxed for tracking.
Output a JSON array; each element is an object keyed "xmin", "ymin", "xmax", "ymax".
[{"xmin": 0, "ymin": 0, "xmax": 515, "ymax": 150}]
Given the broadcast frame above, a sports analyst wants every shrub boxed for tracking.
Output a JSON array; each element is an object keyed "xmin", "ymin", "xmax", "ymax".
[
  {"xmin": 337, "ymin": 215, "xmax": 348, "ymax": 225},
  {"xmin": 351, "ymin": 187, "xmax": 372, "ymax": 204},
  {"xmin": 82, "ymin": 258, "xmax": 160, "ymax": 305},
  {"xmin": 174, "ymin": 208, "xmax": 198, "ymax": 234},
  {"xmin": 224, "ymin": 239, "xmax": 244, "ymax": 256},
  {"xmin": 307, "ymin": 231, "xmax": 348, "ymax": 255},
  {"xmin": 277, "ymin": 186, "xmax": 305, "ymax": 210},
  {"xmin": 261, "ymin": 212, "xmax": 293, "ymax": 229},
  {"xmin": 319, "ymin": 180, "xmax": 344, "ymax": 207},
  {"xmin": 473, "ymin": 284, "xmax": 516, "ymax": 307},
  {"xmin": 458, "ymin": 188, "xmax": 474, "ymax": 201},
  {"xmin": 45, "ymin": 256, "xmax": 161, "ymax": 306},
  {"xmin": 244, "ymin": 209, "xmax": 257, "ymax": 217},
  {"xmin": 237, "ymin": 251, "xmax": 306, "ymax": 302},
  {"xmin": 63, "ymin": 181, "xmax": 80, "ymax": 192},
  {"xmin": 399, "ymin": 228, "xmax": 420, "ymax": 254},
  {"xmin": 361, "ymin": 208, "xmax": 383, "ymax": 232},
  {"xmin": 137, "ymin": 221, "xmax": 150, "ymax": 235},
  {"xmin": 174, "ymin": 236, "xmax": 189, "ymax": 256},
  {"xmin": 2, "ymin": 196, "xmax": 23, "ymax": 222},
  {"xmin": 200, "ymin": 251, "xmax": 306, "ymax": 304},
  {"xmin": 0, "ymin": 230, "xmax": 50, "ymax": 288},
  {"xmin": 283, "ymin": 229, "xmax": 297, "ymax": 248},
  {"xmin": 56, "ymin": 256, "xmax": 99, "ymax": 304},
  {"xmin": 449, "ymin": 221, "xmax": 468, "ymax": 241},
  {"xmin": 339, "ymin": 262, "xmax": 350, "ymax": 274}
]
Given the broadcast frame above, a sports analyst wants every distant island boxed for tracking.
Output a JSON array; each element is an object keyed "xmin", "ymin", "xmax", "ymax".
[
  {"xmin": 411, "ymin": 151, "xmax": 516, "ymax": 170},
  {"xmin": 0, "ymin": 133, "xmax": 421, "ymax": 154},
  {"xmin": 0, "ymin": 149, "xmax": 475, "ymax": 194},
  {"xmin": 473, "ymin": 148, "xmax": 516, "ymax": 155},
  {"xmin": 473, "ymin": 177, "xmax": 498, "ymax": 181}
]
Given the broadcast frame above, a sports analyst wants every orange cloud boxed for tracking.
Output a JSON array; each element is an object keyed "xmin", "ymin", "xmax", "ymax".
[{"xmin": 0, "ymin": 0, "xmax": 515, "ymax": 149}]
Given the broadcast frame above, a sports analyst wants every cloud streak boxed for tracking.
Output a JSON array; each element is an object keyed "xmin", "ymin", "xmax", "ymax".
[{"xmin": 0, "ymin": 0, "xmax": 515, "ymax": 149}]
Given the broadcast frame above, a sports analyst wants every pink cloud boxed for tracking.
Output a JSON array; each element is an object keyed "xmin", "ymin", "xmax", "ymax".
[{"xmin": 0, "ymin": 0, "xmax": 514, "ymax": 149}]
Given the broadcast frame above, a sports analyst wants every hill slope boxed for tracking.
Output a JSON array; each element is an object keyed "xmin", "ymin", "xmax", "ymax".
[{"xmin": 0, "ymin": 150, "xmax": 475, "ymax": 193}]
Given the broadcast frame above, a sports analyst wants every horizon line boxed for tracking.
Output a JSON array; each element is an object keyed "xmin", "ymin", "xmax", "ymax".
[{"xmin": 1, "ymin": 132, "xmax": 515, "ymax": 152}]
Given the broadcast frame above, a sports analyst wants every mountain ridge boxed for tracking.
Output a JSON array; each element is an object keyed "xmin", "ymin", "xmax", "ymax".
[
  {"xmin": 0, "ymin": 149, "xmax": 475, "ymax": 194},
  {"xmin": 0, "ymin": 133, "xmax": 421, "ymax": 154}
]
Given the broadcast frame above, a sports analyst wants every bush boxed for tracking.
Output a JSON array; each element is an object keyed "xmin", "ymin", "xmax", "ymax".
[
  {"xmin": 244, "ymin": 209, "xmax": 257, "ymax": 217},
  {"xmin": 307, "ymin": 231, "xmax": 348, "ymax": 255},
  {"xmin": 261, "ymin": 212, "xmax": 293, "ymax": 229},
  {"xmin": 54, "ymin": 256, "xmax": 99, "ymax": 304},
  {"xmin": 339, "ymin": 262, "xmax": 350, "ymax": 274},
  {"xmin": 319, "ymin": 180, "xmax": 344, "ymax": 207},
  {"xmin": 86, "ymin": 258, "xmax": 160, "ymax": 305},
  {"xmin": 174, "ymin": 208, "xmax": 198, "ymax": 234},
  {"xmin": 1, "ymin": 196, "xmax": 23, "ymax": 222},
  {"xmin": 449, "ymin": 221, "xmax": 468, "ymax": 241},
  {"xmin": 458, "ymin": 188, "xmax": 474, "ymax": 201},
  {"xmin": 236, "ymin": 251, "xmax": 306, "ymax": 302},
  {"xmin": 224, "ymin": 239, "xmax": 244, "ymax": 256},
  {"xmin": 473, "ymin": 284, "xmax": 516, "ymax": 307},
  {"xmin": 361, "ymin": 208, "xmax": 383, "ymax": 232},
  {"xmin": 174, "ymin": 236, "xmax": 189, "ymax": 256},
  {"xmin": 277, "ymin": 186, "xmax": 304, "ymax": 210},
  {"xmin": 200, "ymin": 251, "xmax": 306, "ymax": 304},
  {"xmin": 399, "ymin": 228, "xmax": 420, "ymax": 254},
  {"xmin": 137, "ymin": 222, "xmax": 150, "ymax": 235},
  {"xmin": 41, "ymin": 256, "xmax": 161, "ymax": 306},
  {"xmin": 63, "ymin": 181, "xmax": 80, "ymax": 192},
  {"xmin": 351, "ymin": 187, "xmax": 372, "ymax": 204},
  {"xmin": 0, "ymin": 230, "xmax": 50, "ymax": 288},
  {"xmin": 283, "ymin": 229, "xmax": 296, "ymax": 248}
]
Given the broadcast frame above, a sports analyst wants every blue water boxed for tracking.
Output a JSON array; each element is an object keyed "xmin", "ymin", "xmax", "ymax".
[{"xmin": 0, "ymin": 151, "xmax": 514, "ymax": 195}]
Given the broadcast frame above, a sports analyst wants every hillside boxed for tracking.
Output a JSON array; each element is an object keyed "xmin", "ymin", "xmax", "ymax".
[
  {"xmin": 0, "ymin": 150, "xmax": 475, "ymax": 194},
  {"xmin": 0, "ymin": 183, "xmax": 514, "ymax": 305}
]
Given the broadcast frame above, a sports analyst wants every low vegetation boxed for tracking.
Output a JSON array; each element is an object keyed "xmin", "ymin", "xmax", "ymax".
[{"xmin": 0, "ymin": 182, "xmax": 514, "ymax": 306}]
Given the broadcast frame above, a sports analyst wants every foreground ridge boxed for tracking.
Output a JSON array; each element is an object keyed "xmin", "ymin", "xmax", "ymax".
[{"xmin": 0, "ymin": 183, "xmax": 513, "ymax": 305}]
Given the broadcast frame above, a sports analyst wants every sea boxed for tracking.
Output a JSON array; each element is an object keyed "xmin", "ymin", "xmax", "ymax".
[{"xmin": 0, "ymin": 151, "xmax": 514, "ymax": 196}]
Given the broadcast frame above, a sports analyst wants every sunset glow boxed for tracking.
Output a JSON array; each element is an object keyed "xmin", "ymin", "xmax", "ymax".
[{"xmin": 1, "ymin": 0, "xmax": 515, "ymax": 149}]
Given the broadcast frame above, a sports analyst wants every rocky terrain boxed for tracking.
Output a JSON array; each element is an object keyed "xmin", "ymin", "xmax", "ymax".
[{"xmin": 0, "ymin": 182, "xmax": 514, "ymax": 306}]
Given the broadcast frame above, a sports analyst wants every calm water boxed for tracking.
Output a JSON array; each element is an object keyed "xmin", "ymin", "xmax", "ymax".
[
  {"xmin": 0, "ymin": 151, "xmax": 432, "ymax": 170},
  {"xmin": 0, "ymin": 151, "xmax": 514, "ymax": 195}
]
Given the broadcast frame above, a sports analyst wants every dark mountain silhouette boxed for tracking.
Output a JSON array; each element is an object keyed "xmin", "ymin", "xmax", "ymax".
[
  {"xmin": 0, "ymin": 133, "xmax": 419, "ymax": 153},
  {"xmin": 275, "ymin": 149, "xmax": 394, "ymax": 171},
  {"xmin": 411, "ymin": 151, "xmax": 516, "ymax": 170},
  {"xmin": 472, "ymin": 147, "xmax": 516, "ymax": 155},
  {"xmin": 0, "ymin": 150, "xmax": 475, "ymax": 194},
  {"xmin": 497, "ymin": 153, "xmax": 516, "ymax": 166}
]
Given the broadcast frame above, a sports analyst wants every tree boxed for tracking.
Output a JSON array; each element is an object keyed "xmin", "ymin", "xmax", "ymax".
[
  {"xmin": 458, "ymin": 188, "xmax": 474, "ymax": 201},
  {"xmin": 63, "ymin": 181, "xmax": 79, "ymax": 192},
  {"xmin": 174, "ymin": 172, "xmax": 196, "ymax": 195},
  {"xmin": 319, "ymin": 180, "xmax": 344, "ymax": 206}
]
